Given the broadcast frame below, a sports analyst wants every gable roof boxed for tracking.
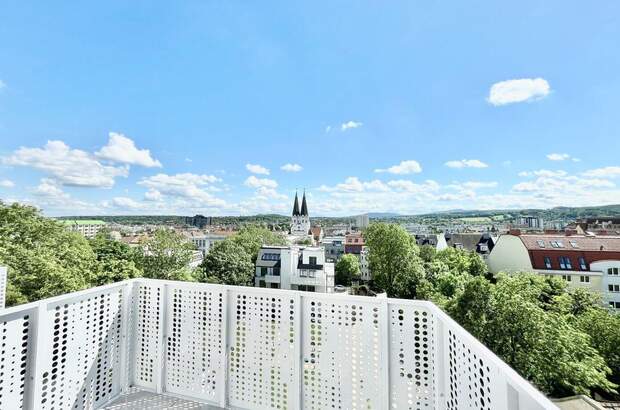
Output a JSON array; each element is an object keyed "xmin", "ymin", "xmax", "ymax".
[{"xmin": 519, "ymin": 234, "xmax": 620, "ymax": 252}]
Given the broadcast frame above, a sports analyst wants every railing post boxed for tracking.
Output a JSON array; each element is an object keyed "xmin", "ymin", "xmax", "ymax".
[
  {"xmin": 155, "ymin": 283, "xmax": 170, "ymax": 394},
  {"xmin": 434, "ymin": 309, "xmax": 448, "ymax": 410},
  {"xmin": 219, "ymin": 286, "xmax": 229, "ymax": 408},
  {"xmin": 26, "ymin": 302, "xmax": 48, "ymax": 410},
  {"xmin": 118, "ymin": 281, "xmax": 134, "ymax": 393}
]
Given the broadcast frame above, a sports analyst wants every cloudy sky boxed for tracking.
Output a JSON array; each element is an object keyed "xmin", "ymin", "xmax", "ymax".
[{"xmin": 1, "ymin": 1, "xmax": 620, "ymax": 216}]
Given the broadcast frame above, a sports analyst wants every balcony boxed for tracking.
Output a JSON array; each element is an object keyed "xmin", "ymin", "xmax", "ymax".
[{"xmin": 0, "ymin": 279, "xmax": 557, "ymax": 409}]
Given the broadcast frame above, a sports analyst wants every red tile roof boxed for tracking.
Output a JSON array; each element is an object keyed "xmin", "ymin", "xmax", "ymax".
[{"xmin": 518, "ymin": 234, "xmax": 620, "ymax": 252}]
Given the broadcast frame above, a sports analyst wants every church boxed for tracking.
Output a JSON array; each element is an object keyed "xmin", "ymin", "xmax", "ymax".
[{"xmin": 290, "ymin": 191, "xmax": 311, "ymax": 235}]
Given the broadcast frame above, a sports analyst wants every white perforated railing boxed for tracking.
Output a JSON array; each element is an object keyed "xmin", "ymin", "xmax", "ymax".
[{"xmin": 0, "ymin": 279, "xmax": 558, "ymax": 410}]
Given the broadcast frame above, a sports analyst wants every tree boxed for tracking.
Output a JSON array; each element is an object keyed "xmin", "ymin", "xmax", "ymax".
[
  {"xmin": 364, "ymin": 223, "xmax": 425, "ymax": 298},
  {"xmin": 137, "ymin": 229, "xmax": 195, "ymax": 281},
  {"xmin": 90, "ymin": 231, "xmax": 142, "ymax": 286},
  {"xmin": 433, "ymin": 247, "xmax": 487, "ymax": 276},
  {"xmin": 196, "ymin": 240, "xmax": 254, "ymax": 286},
  {"xmin": 229, "ymin": 225, "xmax": 287, "ymax": 262},
  {"xmin": 0, "ymin": 202, "xmax": 96, "ymax": 305},
  {"xmin": 335, "ymin": 254, "xmax": 361, "ymax": 286}
]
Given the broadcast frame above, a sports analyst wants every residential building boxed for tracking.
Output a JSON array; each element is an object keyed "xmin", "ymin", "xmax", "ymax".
[
  {"xmin": 572, "ymin": 217, "xmax": 620, "ymax": 235},
  {"xmin": 60, "ymin": 219, "xmax": 106, "ymax": 238},
  {"xmin": 345, "ymin": 232, "xmax": 371, "ymax": 281},
  {"xmin": 290, "ymin": 191, "xmax": 311, "ymax": 236},
  {"xmin": 415, "ymin": 233, "xmax": 448, "ymax": 251},
  {"xmin": 310, "ymin": 226, "xmax": 324, "ymax": 244},
  {"xmin": 182, "ymin": 230, "xmax": 231, "ymax": 256},
  {"xmin": 185, "ymin": 214, "xmax": 212, "ymax": 228},
  {"xmin": 255, "ymin": 245, "xmax": 335, "ymax": 293},
  {"xmin": 320, "ymin": 235, "xmax": 345, "ymax": 263},
  {"xmin": 488, "ymin": 232, "xmax": 620, "ymax": 309},
  {"xmin": 514, "ymin": 216, "xmax": 544, "ymax": 229},
  {"xmin": 354, "ymin": 213, "xmax": 370, "ymax": 229},
  {"xmin": 445, "ymin": 232, "xmax": 498, "ymax": 259}
]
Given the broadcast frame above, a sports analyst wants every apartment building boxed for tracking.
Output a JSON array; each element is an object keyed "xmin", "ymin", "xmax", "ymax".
[
  {"xmin": 60, "ymin": 219, "xmax": 106, "ymax": 238},
  {"xmin": 345, "ymin": 232, "xmax": 371, "ymax": 281},
  {"xmin": 255, "ymin": 246, "xmax": 335, "ymax": 293},
  {"xmin": 445, "ymin": 232, "xmax": 498, "ymax": 259},
  {"xmin": 488, "ymin": 232, "xmax": 620, "ymax": 309},
  {"xmin": 183, "ymin": 230, "xmax": 231, "ymax": 256}
]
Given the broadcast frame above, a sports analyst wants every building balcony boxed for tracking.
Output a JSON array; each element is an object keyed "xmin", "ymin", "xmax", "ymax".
[{"xmin": 0, "ymin": 279, "xmax": 557, "ymax": 410}]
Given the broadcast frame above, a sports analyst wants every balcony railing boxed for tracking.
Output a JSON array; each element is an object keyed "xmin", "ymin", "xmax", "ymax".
[{"xmin": 0, "ymin": 279, "xmax": 558, "ymax": 409}]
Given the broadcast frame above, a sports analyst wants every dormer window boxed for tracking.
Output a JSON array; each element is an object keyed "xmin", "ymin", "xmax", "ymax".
[{"xmin": 537, "ymin": 240, "xmax": 546, "ymax": 248}]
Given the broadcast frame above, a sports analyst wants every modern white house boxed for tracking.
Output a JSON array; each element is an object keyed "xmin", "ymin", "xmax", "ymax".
[{"xmin": 255, "ymin": 245, "xmax": 335, "ymax": 293}]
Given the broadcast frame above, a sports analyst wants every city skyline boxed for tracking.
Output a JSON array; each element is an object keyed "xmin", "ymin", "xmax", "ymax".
[{"xmin": 1, "ymin": 1, "xmax": 620, "ymax": 216}]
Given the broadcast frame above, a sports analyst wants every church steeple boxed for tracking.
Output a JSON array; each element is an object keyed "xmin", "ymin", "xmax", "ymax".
[
  {"xmin": 300, "ymin": 190, "xmax": 308, "ymax": 216},
  {"xmin": 292, "ymin": 191, "xmax": 300, "ymax": 216}
]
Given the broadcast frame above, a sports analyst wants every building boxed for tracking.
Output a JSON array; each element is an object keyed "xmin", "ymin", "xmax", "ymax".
[
  {"xmin": 320, "ymin": 236, "xmax": 345, "ymax": 263},
  {"xmin": 414, "ymin": 234, "xmax": 448, "ymax": 251},
  {"xmin": 310, "ymin": 226, "xmax": 324, "ymax": 244},
  {"xmin": 445, "ymin": 232, "xmax": 497, "ymax": 259},
  {"xmin": 354, "ymin": 213, "xmax": 370, "ymax": 229},
  {"xmin": 514, "ymin": 215, "xmax": 544, "ymax": 229},
  {"xmin": 573, "ymin": 217, "xmax": 620, "ymax": 235},
  {"xmin": 182, "ymin": 230, "xmax": 231, "ymax": 256},
  {"xmin": 255, "ymin": 245, "xmax": 335, "ymax": 293},
  {"xmin": 185, "ymin": 214, "xmax": 212, "ymax": 228},
  {"xmin": 290, "ymin": 191, "xmax": 311, "ymax": 236},
  {"xmin": 487, "ymin": 232, "xmax": 620, "ymax": 309},
  {"xmin": 345, "ymin": 232, "xmax": 371, "ymax": 281},
  {"xmin": 60, "ymin": 219, "xmax": 106, "ymax": 238}
]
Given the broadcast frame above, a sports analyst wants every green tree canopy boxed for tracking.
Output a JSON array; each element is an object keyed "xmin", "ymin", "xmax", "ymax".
[
  {"xmin": 137, "ymin": 229, "xmax": 195, "ymax": 281},
  {"xmin": 196, "ymin": 240, "xmax": 254, "ymax": 286},
  {"xmin": 229, "ymin": 225, "xmax": 287, "ymax": 262},
  {"xmin": 90, "ymin": 230, "xmax": 142, "ymax": 286},
  {"xmin": 0, "ymin": 202, "xmax": 96, "ymax": 305},
  {"xmin": 335, "ymin": 254, "xmax": 361, "ymax": 286}
]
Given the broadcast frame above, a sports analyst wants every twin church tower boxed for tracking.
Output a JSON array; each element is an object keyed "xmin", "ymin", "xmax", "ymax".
[{"xmin": 290, "ymin": 191, "xmax": 310, "ymax": 236}]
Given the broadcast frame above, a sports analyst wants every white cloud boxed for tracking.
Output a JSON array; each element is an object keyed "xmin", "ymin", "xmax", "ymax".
[
  {"xmin": 519, "ymin": 169, "xmax": 567, "ymax": 178},
  {"xmin": 281, "ymin": 163, "xmax": 303, "ymax": 172},
  {"xmin": 0, "ymin": 179, "xmax": 14, "ymax": 188},
  {"xmin": 244, "ymin": 175, "xmax": 278, "ymax": 189},
  {"xmin": 546, "ymin": 153, "xmax": 570, "ymax": 161},
  {"xmin": 445, "ymin": 159, "xmax": 488, "ymax": 169},
  {"xmin": 139, "ymin": 173, "xmax": 226, "ymax": 207},
  {"xmin": 582, "ymin": 167, "xmax": 620, "ymax": 179},
  {"xmin": 341, "ymin": 121, "xmax": 363, "ymax": 131},
  {"xmin": 319, "ymin": 177, "xmax": 390, "ymax": 193},
  {"xmin": 487, "ymin": 78, "xmax": 550, "ymax": 106},
  {"xmin": 95, "ymin": 132, "xmax": 162, "ymax": 168},
  {"xmin": 460, "ymin": 181, "xmax": 498, "ymax": 189},
  {"xmin": 387, "ymin": 179, "xmax": 440, "ymax": 193},
  {"xmin": 4, "ymin": 140, "xmax": 128, "ymax": 188},
  {"xmin": 33, "ymin": 179, "xmax": 66, "ymax": 197},
  {"xmin": 374, "ymin": 160, "xmax": 422, "ymax": 175},
  {"xmin": 246, "ymin": 163, "xmax": 270, "ymax": 175},
  {"xmin": 108, "ymin": 197, "xmax": 144, "ymax": 210},
  {"xmin": 255, "ymin": 187, "xmax": 288, "ymax": 200}
]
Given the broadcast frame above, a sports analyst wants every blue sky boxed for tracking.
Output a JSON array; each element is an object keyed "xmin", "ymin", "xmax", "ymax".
[{"xmin": 1, "ymin": 1, "xmax": 620, "ymax": 216}]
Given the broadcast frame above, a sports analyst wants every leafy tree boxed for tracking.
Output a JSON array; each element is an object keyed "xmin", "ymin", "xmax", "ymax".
[
  {"xmin": 196, "ymin": 240, "xmax": 254, "ymax": 286},
  {"xmin": 0, "ymin": 202, "xmax": 96, "ymax": 305},
  {"xmin": 433, "ymin": 247, "xmax": 487, "ymax": 276},
  {"xmin": 90, "ymin": 231, "xmax": 142, "ymax": 286},
  {"xmin": 335, "ymin": 254, "xmax": 361, "ymax": 286},
  {"xmin": 137, "ymin": 229, "xmax": 195, "ymax": 281},
  {"xmin": 229, "ymin": 225, "xmax": 287, "ymax": 262},
  {"xmin": 446, "ymin": 275, "xmax": 493, "ymax": 338},
  {"xmin": 418, "ymin": 245, "xmax": 436, "ymax": 263},
  {"xmin": 295, "ymin": 237, "xmax": 313, "ymax": 246},
  {"xmin": 364, "ymin": 223, "xmax": 425, "ymax": 298}
]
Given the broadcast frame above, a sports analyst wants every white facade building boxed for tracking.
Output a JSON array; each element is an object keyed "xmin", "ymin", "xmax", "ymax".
[
  {"xmin": 354, "ymin": 213, "xmax": 370, "ymax": 229},
  {"xmin": 290, "ymin": 191, "xmax": 311, "ymax": 236},
  {"xmin": 255, "ymin": 246, "xmax": 335, "ymax": 293},
  {"xmin": 61, "ymin": 219, "xmax": 106, "ymax": 238},
  {"xmin": 183, "ymin": 230, "xmax": 230, "ymax": 256}
]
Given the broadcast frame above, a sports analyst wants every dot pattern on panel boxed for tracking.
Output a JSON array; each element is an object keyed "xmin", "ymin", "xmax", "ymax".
[
  {"xmin": 40, "ymin": 290, "xmax": 124, "ymax": 410},
  {"xmin": 302, "ymin": 298, "xmax": 382, "ymax": 410},
  {"xmin": 228, "ymin": 293, "xmax": 295, "ymax": 410},
  {"xmin": 447, "ymin": 330, "xmax": 492, "ymax": 410},
  {"xmin": 135, "ymin": 285, "xmax": 161, "ymax": 387},
  {"xmin": 0, "ymin": 314, "xmax": 30, "ymax": 409},
  {"xmin": 166, "ymin": 287, "xmax": 224, "ymax": 401},
  {"xmin": 389, "ymin": 304, "xmax": 434, "ymax": 410}
]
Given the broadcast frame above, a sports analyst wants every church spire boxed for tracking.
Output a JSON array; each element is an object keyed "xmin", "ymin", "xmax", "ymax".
[
  {"xmin": 292, "ymin": 191, "xmax": 300, "ymax": 216},
  {"xmin": 300, "ymin": 190, "xmax": 308, "ymax": 216}
]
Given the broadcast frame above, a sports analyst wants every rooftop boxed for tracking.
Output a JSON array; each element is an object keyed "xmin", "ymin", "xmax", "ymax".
[
  {"xmin": 517, "ymin": 234, "xmax": 620, "ymax": 252},
  {"xmin": 0, "ymin": 279, "xmax": 557, "ymax": 410}
]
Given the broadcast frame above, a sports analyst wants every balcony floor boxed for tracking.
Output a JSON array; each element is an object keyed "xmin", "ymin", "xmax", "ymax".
[{"xmin": 101, "ymin": 388, "xmax": 223, "ymax": 410}]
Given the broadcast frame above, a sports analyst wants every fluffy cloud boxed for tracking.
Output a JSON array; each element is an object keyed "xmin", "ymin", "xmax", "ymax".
[
  {"xmin": 244, "ymin": 175, "xmax": 278, "ymax": 189},
  {"xmin": 246, "ymin": 163, "xmax": 270, "ymax": 175},
  {"xmin": 582, "ymin": 167, "xmax": 620, "ymax": 179},
  {"xmin": 33, "ymin": 179, "xmax": 66, "ymax": 197},
  {"xmin": 108, "ymin": 197, "xmax": 144, "ymax": 210},
  {"xmin": 0, "ymin": 179, "xmax": 14, "ymax": 188},
  {"xmin": 139, "ymin": 173, "xmax": 226, "ymax": 207},
  {"xmin": 546, "ymin": 153, "xmax": 570, "ymax": 161},
  {"xmin": 445, "ymin": 159, "xmax": 488, "ymax": 169},
  {"xmin": 487, "ymin": 78, "xmax": 550, "ymax": 106},
  {"xmin": 518, "ymin": 169, "xmax": 567, "ymax": 178},
  {"xmin": 459, "ymin": 181, "xmax": 498, "ymax": 189},
  {"xmin": 281, "ymin": 163, "xmax": 303, "ymax": 172},
  {"xmin": 95, "ymin": 132, "xmax": 162, "ymax": 167},
  {"xmin": 341, "ymin": 121, "xmax": 363, "ymax": 131},
  {"xmin": 4, "ymin": 140, "xmax": 128, "ymax": 188},
  {"xmin": 319, "ymin": 177, "xmax": 389, "ymax": 193},
  {"xmin": 387, "ymin": 179, "xmax": 440, "ymax": 193},
  {"xmin": 374, "ymin": 160, "xmax": 422, "ymax": 175}
]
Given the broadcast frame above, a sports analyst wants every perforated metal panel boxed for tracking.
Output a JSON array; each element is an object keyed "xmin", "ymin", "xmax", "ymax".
[
  {"xmin": 38, "ymin": 287, "xmax": 125, "ymax": 410},
  {"xmin": 0, "ymin": 266, "xmax": 7, "ymax": 309},
  {"xmin": 0, "ymin": 308, "xmax": 33, "ymax": 409},
  {"xmin": 389, "ymin": 302, "xmax": 435, "ymax": 409},
  {"xmin": 131, "ymin": 282, "xmax": 164, "ymax": 390},
  {"xmin": 165, "ymin": 284, "xmax": 225, "ymax": 404},
  {"xmin": 227, "ymin": 289, "xmax": 300, "ymax": 410},
  {"xmin": 301, "ymin": 295, "xmax": 386, "ymax": 410}
]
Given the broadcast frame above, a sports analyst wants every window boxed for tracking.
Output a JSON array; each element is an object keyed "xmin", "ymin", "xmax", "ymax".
[
  {"xmin": 569, "ymin": 240, "xmax": 579, "ymax": 249},
  {"xmin": 537, "ymin": 240, "xmax": 546, "ymax": 248},
  {"xmin": 580, "ymin": 275, "xmax": 590, "ymax": 283},
  {"xmin": 261, "ymin": 253, "xmax": 281, "ymax": 261},
  {"xmin": 578, "ymin": 257, "xmax": 587, "ymax": 270},
  {"xmin": 270, "ymin": 283, "xmax": 280, "ymax": 289},
  {"xmin": 260, "ymin": 267, "xmax": 268, "ymax": 276},
  {"xmin": 298, "ymin": 285, "xmax": 316, "ymax": 292},
  {"xmin": 259, "ymin": 280, "xmax": 266, "ymax": 288},
  {"xmin": 608, "ymin": 267, "xmax": 620, "ymax": 275},
  {"xmin": 273, "ymin": 267, "xmax": 280, "ymax": 276},
  {"xmin": 559, "ymin": 256, "xmax": 572, "ymax": 270},
  {"xmin": 609, "ymin": 284, "xmax": 620, "ymax": 292},
  {"xmin": 544, "ymin": 257, "xmax": 552, "ymax": 269},
  {"xmin": 550, "ymin": 241, "xmax": 558, "ymax": 248},
  {"xmin": 309, "ymin": 256, "xmax": 317, "ymax": 265},
  {"xmin": 562, "ymin": 275, "xmax": 572, "ymax": 282}
]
